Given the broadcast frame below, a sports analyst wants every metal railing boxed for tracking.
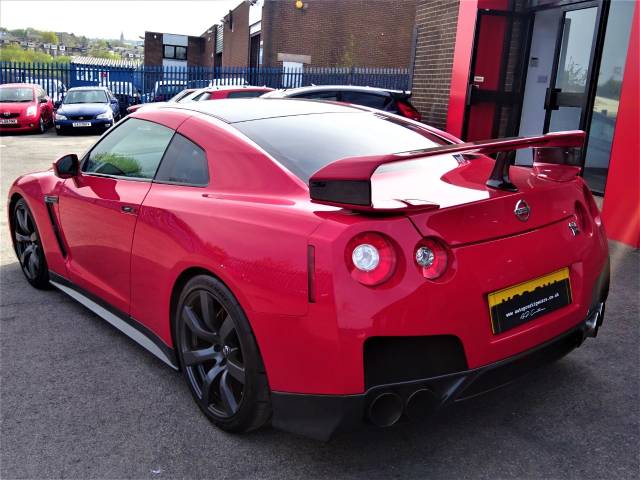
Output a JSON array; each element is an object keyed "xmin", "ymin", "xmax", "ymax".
[{"xmin": 0, "ymin": 62, "xmax": 411, "ymax": 109}]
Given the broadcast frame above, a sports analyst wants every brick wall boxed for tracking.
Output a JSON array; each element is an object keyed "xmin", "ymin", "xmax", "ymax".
[
  {"xmin": 222, "ymin": 1, "xmax": 250, "ymax": 66},
  {"xmin": 410, "ymin": 0, "xmax": 460, "ymax": 130},
  {"xmin": 187, "ymin": 36, "xmax": 207, "ymax": 66},
  {"xmin": 201, "ymin": 25, "xmax": 219, "ymax": 68},
  {"xmin": 144, "ymin": 32, "xmax": 163, "ymax": 66},
  {"xmin": 259, "ymin": 0, "xmax": 417, "ymax": 68}
]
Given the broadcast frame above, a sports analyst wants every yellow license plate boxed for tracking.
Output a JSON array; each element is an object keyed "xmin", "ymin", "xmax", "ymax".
[{"xmin": 488, "ymin": 267, "xmax": 572, "ymax": 334}]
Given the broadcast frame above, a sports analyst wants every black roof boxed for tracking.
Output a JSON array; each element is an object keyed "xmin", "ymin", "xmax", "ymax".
[{"xmin": 164, "ymin": 98, "xmax": 365, "ymax": 124}]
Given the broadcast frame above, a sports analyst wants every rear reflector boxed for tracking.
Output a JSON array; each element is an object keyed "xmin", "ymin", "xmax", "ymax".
[{"xmin": 307, "ymin": 245, "xmax": 316, "ymax": 303}]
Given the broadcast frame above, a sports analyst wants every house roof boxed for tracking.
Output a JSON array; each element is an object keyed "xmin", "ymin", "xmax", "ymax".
[{"xmin": 70, "ymin": 56, "xmax": 141, "ymax": 69}]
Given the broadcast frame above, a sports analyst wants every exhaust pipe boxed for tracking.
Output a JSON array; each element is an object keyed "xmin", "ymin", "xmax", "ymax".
[
  {"xmin": 367, "ymin": 392, "xmax": 403, "ymax": 427},
  {"xmin": 405, "ymin": 388, "xmax": 438, "ymax": 420}
]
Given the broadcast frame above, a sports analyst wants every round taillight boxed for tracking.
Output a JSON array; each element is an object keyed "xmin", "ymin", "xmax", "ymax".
[
  {"xmin": 346, "ymin": 232, "xmax": 396, "ymax": 286},
  {"xmin": 415, "ymin": 238, "xmax": 448, "ymax": 280}
]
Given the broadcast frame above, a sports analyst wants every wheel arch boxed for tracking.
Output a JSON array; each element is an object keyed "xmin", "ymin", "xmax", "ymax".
[
  {"xmin": 8, "ymin": 192, "xmax": 24, "ymax": 250},
  {"xmin": 168, "ymin": 266, "xmax": 264, "ymax": 373}
]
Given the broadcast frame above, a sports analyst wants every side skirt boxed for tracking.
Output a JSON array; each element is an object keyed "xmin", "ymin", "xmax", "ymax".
[{"xmin": 49, "ymin": 271, "xmax": 178, "ymax": 370}]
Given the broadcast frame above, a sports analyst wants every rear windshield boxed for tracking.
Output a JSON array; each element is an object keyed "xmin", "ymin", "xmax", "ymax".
[{"xmin": 234, "ymin": 112, "xmax": 446, "ymax": 181}]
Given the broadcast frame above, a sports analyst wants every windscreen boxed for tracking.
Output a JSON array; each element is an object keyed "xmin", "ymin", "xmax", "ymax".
[
  {"xmin": 234, "ymin": 112, "xmax": 446, "ymax": 181},
  {"xmin": 0, "ymin": 87, "xmax": 34, "ymax": 102},
  {"xmin": 64, "ymin": 90, "xmax": 108, "ymax": 104}
]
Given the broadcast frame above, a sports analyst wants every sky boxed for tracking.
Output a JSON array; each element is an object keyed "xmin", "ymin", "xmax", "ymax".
[{"xmin": 0, "ymin": 0, "xmax": 239, "ymax": 40}]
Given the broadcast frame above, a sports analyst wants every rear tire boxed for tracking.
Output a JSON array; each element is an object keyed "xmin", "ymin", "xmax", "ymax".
[
  {"xmin": 175, "ymin": 275, "xmax": 271, "ymax": 433},
  {"xmin": 12, "ymin": 198, "xmax": 50, "ymax": 289}
]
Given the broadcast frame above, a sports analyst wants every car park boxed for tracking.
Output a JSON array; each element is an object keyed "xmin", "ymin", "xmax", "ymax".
[
  {"xmin": 0, "ymin": 83, "xmax": 54, "ymax": 134},
  {"xmin": 8, "ymin": 98, "xmax": 609, "ymax": 440},
  {"xmin": 262, "ymin": 85, "xmax": 422, "ymax": 121},
  {"xmin": 54, "ymin": 86, "xmax": 120, "ymax": 135}
]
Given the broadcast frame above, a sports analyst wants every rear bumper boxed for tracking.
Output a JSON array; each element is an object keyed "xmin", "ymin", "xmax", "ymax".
[{"xmin": 271, "ymin": 261, "xmax": 609, "ymax": 441}]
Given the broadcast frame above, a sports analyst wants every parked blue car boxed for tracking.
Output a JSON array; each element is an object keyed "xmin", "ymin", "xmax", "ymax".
[{"xmin": 54, "ymin": 86, "xmax": 120, "ymax": 135}]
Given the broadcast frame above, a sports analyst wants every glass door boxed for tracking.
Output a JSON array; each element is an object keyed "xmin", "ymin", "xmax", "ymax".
[{"xmin": 543, "ymin": 5, "xmax": 599, "ymax": 133}]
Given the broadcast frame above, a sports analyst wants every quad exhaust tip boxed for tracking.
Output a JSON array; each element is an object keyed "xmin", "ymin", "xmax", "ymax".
[
  {"xmin": 367, "ymin": 392, "xmax": 403, "ymax": 427},
  {"xmin": 405, "ymin": 388, "xmax": 438, "ymax": 420},
  {"xmin": 367, "ymin": 388, "xmax": 439, "ymax": 427}
]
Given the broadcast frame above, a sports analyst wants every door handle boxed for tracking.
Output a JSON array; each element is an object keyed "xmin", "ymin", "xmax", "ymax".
[
  {"xmin": 544, "ymin": 87, "xmax": 561, "ymax": 111},
  {"xmin": 121, "ymin": 205, "xmax": 136, "ymax": 214}
]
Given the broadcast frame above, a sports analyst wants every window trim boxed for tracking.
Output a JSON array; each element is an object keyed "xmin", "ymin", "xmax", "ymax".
[
  {"xmin": 152, "ymin": 132, "xmax": 210, "ymax": 188},
  {"xmin": 81, "ymin": 117, "xmax": 175, "ymax": 182},
  {"xmin": 163, "ymin": 44, "xmax": 188, "ymax": 60}
]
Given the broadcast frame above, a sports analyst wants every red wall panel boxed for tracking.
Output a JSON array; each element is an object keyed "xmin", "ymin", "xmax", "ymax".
[{"xmin": 601, "ymin": 4, "xmax": 640, "ymax": 247}]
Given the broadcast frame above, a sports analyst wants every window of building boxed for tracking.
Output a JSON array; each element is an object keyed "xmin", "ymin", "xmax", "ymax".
[
  {"xmin": 163, "ymin": 45, "xmax": 187, "ymax": 60},
  {"xmin": 154, "ymin": 134, "xmax": 209, "ymax": 186}
]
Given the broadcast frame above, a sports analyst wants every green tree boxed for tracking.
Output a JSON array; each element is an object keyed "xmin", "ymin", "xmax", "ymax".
[{"xmin": 41, "ymin": 31, "xmax": 59, "ymax": 44}]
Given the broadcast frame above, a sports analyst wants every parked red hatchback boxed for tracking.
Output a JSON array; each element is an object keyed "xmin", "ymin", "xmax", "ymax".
[
  {"xmin": 8, "ymin": 99, "xmax": 609, "ymax": 440},
  {"xmin": 0, "ymin": 83, "xmax": 54, "ymax": 133}
]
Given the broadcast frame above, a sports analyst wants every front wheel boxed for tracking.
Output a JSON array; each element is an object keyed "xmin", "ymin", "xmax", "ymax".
[
  {"xmin": 37, "ymin": 116, "xmax": 45, "ymax": 134},
  {"xmin": 175, "ymin": 275, "xmax": 271, "ymax": 433},
  {"xmin": 12, "ymin": 198, "xmax": 49, "ymax": 288}
]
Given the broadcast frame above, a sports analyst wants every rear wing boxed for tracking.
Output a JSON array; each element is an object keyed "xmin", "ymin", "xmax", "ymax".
[{"xmin": 308, "ymin": 130, "xmax": 585, "ymax": 212}]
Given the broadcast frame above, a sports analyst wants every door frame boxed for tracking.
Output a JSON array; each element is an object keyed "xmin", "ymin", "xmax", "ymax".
[
  {"xmin": 462, "ymin": 7, "xmax": 533, "ymax": 140},
  {"xmin": 541, "ymin": 1, "xmax": 607, "ymax": 134},
  {"xmin": 461, "ymin": 0, "xmax": 611, "ymax": 178}
]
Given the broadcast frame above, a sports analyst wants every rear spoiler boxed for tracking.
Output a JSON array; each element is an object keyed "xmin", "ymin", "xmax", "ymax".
[{"xmin": 308, "ymin": 130, "xmax": 585, "ymax": 212}]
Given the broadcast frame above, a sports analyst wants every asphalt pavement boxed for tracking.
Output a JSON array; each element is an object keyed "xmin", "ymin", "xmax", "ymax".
[{"xmin": 0, "ymin": 129, "xmax": 638, "ymax": 479}]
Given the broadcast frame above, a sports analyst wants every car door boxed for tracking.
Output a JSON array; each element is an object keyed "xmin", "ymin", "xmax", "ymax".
[{"xmin": 57, "ymin": 117, "xmax": 175, "ymax": 313}]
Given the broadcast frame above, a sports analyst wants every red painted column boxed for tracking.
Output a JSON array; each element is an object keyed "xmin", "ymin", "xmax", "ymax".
[
  {"xmin": 601, "ymin": 4, "xmax": 640, "ymax": 248},
  {"xmin": 446, "ymin": 0, "xmax": 478, "ymax": 138}
]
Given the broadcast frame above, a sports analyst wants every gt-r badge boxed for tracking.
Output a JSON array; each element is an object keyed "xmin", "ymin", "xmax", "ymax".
[{"xmin": 514, "ymin": 199, "xmax": 531, "ymax": 222}]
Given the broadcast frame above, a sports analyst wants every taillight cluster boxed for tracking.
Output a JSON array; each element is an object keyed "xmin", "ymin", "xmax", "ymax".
[
  {"xmin": 346, "ymin": 232, "xmax": 397, "ymax": 286},
  {"xmin": 396, "ymin": 100, "xmax": 422, "ymax": 122},
  {"xmin": 414, "ymin": 238, "xmax": 449, "ymax": 280},
  {"xmin": 346, "ymin": 232, "xmax": 449, "ymax": 286}
]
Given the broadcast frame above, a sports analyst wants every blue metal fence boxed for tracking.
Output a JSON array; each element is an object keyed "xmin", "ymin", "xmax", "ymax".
[{"xmin": 0, "ymin": 62, "xmax": 411, "ymax": 108}]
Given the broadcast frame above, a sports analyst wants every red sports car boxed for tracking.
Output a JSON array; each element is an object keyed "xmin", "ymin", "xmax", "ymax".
[
  {"xmin": 0, "ymin": 83, "xmax": 54, "ymax": 133},
  {"xmin": 8, "ymin": 99, "xmax": 609, "ymax": 440}
]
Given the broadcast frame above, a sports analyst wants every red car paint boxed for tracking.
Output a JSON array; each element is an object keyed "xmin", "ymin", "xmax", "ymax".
[
  {"xmin": 8, "ymin": 100, "xmax": 608, "ymax": 401},
  {"xmin": 0, "ymin": 83, "xmax": 54, "ymax": 133}
]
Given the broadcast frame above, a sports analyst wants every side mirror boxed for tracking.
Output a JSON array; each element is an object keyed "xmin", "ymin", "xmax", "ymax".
[
  {"xmin": 54, "ymin": 100, "xmax": 62, "ymax": 109},
  {"xmin": 40, "ymin": 97, "xmax": 48, "ymax": 104},
  {"xmin": 53, "ymin": 154, "xmax": 79, "ymax": 179}
]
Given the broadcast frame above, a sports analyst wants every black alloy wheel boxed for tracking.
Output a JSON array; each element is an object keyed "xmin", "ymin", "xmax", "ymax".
[
  {"xmin": 176, "ymin": 275, "xmax": 271, "ymax": 433},
  {"xmin": 12, "ymin": 199, "xmax": 49, "ymax": 288}
]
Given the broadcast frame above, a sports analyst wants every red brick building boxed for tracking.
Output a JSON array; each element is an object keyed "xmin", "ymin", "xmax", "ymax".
[{"xmin": 221, "ymin": 0, "xmax": 417, "ymax": 69}]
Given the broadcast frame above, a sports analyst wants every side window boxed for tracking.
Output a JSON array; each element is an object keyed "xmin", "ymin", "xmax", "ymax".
[
  {"xmin": 296, "ymin": 91, "xmax": 339, "ymax": 101},
  {"xmin": 341, "ymin": 91, "xmax": 391, "ymax": 110},
  {"xmin": 83, "ymin": 118, "xmax": 174, "ymax": 179},
  {"xmin": 154, "ymin": 134, "xmax": 209, "ymax": 187},
  {"xmin": 226, "ymin": 90, "xmax": 264, "ymax": 99},
  {"xmin": 191, "ymin": 92, "xmax": 211, "ymax": 101}
]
